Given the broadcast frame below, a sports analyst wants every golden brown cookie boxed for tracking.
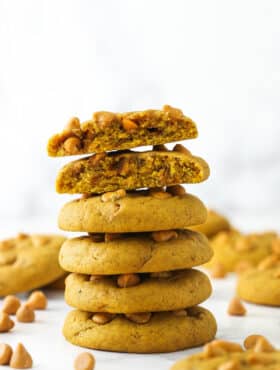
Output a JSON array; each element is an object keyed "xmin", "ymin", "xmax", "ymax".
[
  {"xmin": 206, "ymin": 230, "xmax": 277, "ymax": 272},
  {"xmin": 58, "ymin": 192, "xmax": 207, "ymax": 233},
  {"xmin": 63, "ymin": 307, "xmax": 217, "ymax": 353},
  {"xmin": 65, "ymin": 269, "xmax": 212, "ymax": 313},
  {"xmin": 55, "ymin": 147, "xmax": 210, "ymax": 194},
  {"xmin": 171, "ymin": 345, "xmax": 280, "ymax": 370},
  {"xmin": 237, "ymin": 257, "xmax": 280, "ymax": 306},
  {"xmin": 59, "ymin": 230, "xmax": 213, "ymax": 275},
  {"xmin": 47, "ymin": 105, "xmax": 198, "ymax": 156},
  {"xmin": 190, "ymin": 209, "xmax": 231, "ymax": 238},
  {"xmin": 0, "ymin": 233, "xmax": 66, "ymax": 296}
]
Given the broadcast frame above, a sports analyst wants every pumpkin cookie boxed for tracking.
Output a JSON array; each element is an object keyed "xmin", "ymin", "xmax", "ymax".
[
  {"xmin": 55, "ymin": 146, "xmax": 210, "ymax": 194},
  {"xmin": 206, "ymin": 230, "xmax": 277, "ymax": 272},
  {"xmin": 47, "ymin": 105, "xmax": 198, "ymax": 157},
  {"xmin": 190, "ymin": 209, "xmax": 230, "ymax": 238},
  {"xmin": 58, "ymin": 191, "xmax": 207, "ymax": 233},
  {"xmin": 237, "ymin": 255, "xmax": 280, "ymax": 306},
  {"xmin": 63, "ymin": 306, "xmax": 217, "ymax": 353},
  {"xmin": 0, "ymin": 233, "xmax": 66, "ymax": 296},
  {"xmin": 59, "ymin": 230, "xmax": 213, "ymax": 275},
  {"xmin": 65, "ymin": 269, "xmax": 212, "ymax": 313},
  {"xmin": 171, "ymin": 342, "xmax": 280, "ymax": 370}
]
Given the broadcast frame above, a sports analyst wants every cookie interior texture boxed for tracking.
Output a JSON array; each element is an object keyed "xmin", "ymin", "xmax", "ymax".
[
  {"xmin": 47, "ymin": 105, "xmax": 198, "ymax": 156},
  {"xmin": 63, "ymin": 307, "xmax": 217, "ymax": 353},
  {"xmin": 58, "ymin": 192, "xmax": 207, "ymax": 233},
  {"xmin": 59, "ymin": 230, "xmax": 213, "ymax": 274},
  {"xmin": 55, "ymin": 150, "xmax": 210, "ymax": 194}
]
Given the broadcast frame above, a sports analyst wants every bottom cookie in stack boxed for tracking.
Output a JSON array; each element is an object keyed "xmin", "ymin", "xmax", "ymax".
[{"xmin": 60, "ymin": 230, "xmax": 217, "ymax": 353}]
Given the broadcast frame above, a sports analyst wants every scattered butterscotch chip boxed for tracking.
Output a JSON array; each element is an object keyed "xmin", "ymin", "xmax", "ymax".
[
  {"xmin": 125, "ymin": 312, "xmax": 152, "ymax": 324},
  {"xmin": 117, "ymin": 273, "xmax": 141, "ymax": 288},
  {"xmin": 92, "ymin": 313, "xmax": 115, "ymax": 325},
  {"xmin": 0, "ymin": 343, "xmax": 13, "ymax": 365},
  {"xmin": 0, "ymin": 312, "xmax": 14, "ymax": 332},
  {"xmin": 74, "ymin": 352, "xmax": 95, "ymax": 370},
  {"xmin": 101, "ymin": 189, "xmax": 126, "ymax": 202},
  {"xmin": 203, "ymin": 340, "xmax": 243, "ymax": 358},
  {"xmin": 227, "ymin": 297, "xmax": 246, "ymax": 316},
  {"xmin": 26, "ymin": 291, "xmax": 47, "ymax": 310},
  {"xmin": 253, "ymin": 336, "xmax": 275, "ymax": 352},
  {"xmin": 235, "ymin": 260, "xmax": 253, "ymax": 274},
  {"xmin": 217, "ymin": 359, "xmax": 240, "ymax": 370},
  {"xmin": 151, "ymin": 230, "xmax": 178, "ymax": 242},
  {"xmin": 211, "ymin": 263, "xmax": 227, "ymax": 278},
  {"xmin": 173, "ymin": 309, "xmax": 188, "ymax": 317},
  {"xmin": 2, "ymin": 295, "xmax": 21, "ymax": 315},
  {"xmin": 16, "ymin": 305, "xmax": 35, "ymax": 323},
  {"xmin": 166, "ymin": 185, "xmax": 186, "ymax": 196},
  {"xmin": 9, "ymin": 343, "xmax": 33, "ymax": 369}
]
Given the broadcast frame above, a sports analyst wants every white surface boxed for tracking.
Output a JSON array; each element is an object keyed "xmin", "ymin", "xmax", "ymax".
[
  {"xmin": 1, "ymin": 273, "xmax": 279, "ymax": 370},
  {"xmin": 0, "ymin": 0, "xmax": 280, "ymax": 227}
]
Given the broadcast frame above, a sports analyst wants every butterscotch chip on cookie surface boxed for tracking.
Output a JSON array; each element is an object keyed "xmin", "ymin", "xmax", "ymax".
[
  {"xmin": 64, "ymin": 269, "xmax": 212, "ymax": 313},
  {"xmin": 58, "ymin": 192, "xmax": 207, "ymax": 233},
  {"xmin": 63, "ymin": 307, "xmax": 217, "ymax": 353},
  {"xmin": 47, "ymin": 105, "xmax": 198, "ymax": 157},
  {"xmin": 55, "ymin": 147, "xmax": 210, "ymax": 194},
  {"xmin": 59, "ymin": 230, "xmax": 213, "ymax": 275},
  {"xmin": 0, "ymin": 234, "xmax": 66, "ymax": 296}
]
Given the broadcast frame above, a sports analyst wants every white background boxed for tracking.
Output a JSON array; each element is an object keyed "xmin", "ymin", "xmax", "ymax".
[{"xmin": 0, "ymin": 0, "xmax": 280, "ymax": 235}]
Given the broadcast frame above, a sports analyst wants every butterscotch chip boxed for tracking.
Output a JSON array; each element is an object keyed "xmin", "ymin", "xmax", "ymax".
[
  {"xmin": 173, "ymin": 144, "xmax": 191, "ymax": 155},
  {"xmin": 26, "ymin": 291, "xmax": 47, "ymax": 310},
  {"xmin": 244, "ymin": 334, "xmax": 265, "ymax": 349},
  {"xmin": 0, "ymin": 343, "xmax": 13, "ymax": 365},
  {"xmin": 89, "ymin": 275, "xmax": 106, "ymax": 282},
  {"xmin": 17, "ymin": 233, "xmax": 29, "ymax": 241},
  {"xmin": 227, "ymin": 297, "xmax": 246, "ymax": 316},
  {"xmin": 125, "ymin": 312, "xmax": 152, "ymax": 324},
  {"xmin": 101, "ymin": 189, "xmax": 126, "ymax": 202},
  {"xmin": 0, "ymin": 312, "xmax": 14, "ymax": 332},
  {"xmin": 203, "ymin": 340, "xmax": 243, "ymax": 358},
  {"xmin": 74, "ymin": 352, "xmax": 95, "ymax": 370},
  {"xmin": 173, "ymin": 309, "xmax": 188, "ymax": 317},
  {"xmin": 92, "ymin": 313, "xmax": 115, "ymax": 325},
  {"xmin": 254, "ymin": 336, "xmax": 275, "ymax": 352},
  {"xmin": 93, "ymin": 111, "xmax": 116, "ymax": 128},
  {"xmin": 2, "ymin": 295, "xmax": 21, "ymax": 315},
  {"xmin": 9, "ymin": 343, "xmax": 33, "ymax": 369},
  {"xmin": 151, "ymin": 230, "xmax": 178, "ymax": 242},
  {"xmin": 63, "ymin": 137, "xmax": 81, "ymax": 154},
  {"xmin": 149, "ymin": 189, "xmax": 172, "ymax": 199},
  {"xmin": 16, "ymin": 305, "xmax": 35, "ymax": 323},
  {"xmin": 117, "ymin": 274, "xmax": 141, "ymax": 288},
  {"xmin": 122, "ymin": 118, "xmax": 138, "ymax": 131},
  {"xmin": 166, "ymin": 185, "xmax": 186, "ymax": 196},
  {"xmin": 211, "ymin": 263, "xmax": 227, "ymax": 278},
  {"xmin": 218, "ymin": 359, "xmax": 240, "ymax": 370},
  {"xmin": 153, "ymin": 144, "xmax": 168, "ymax": 151},
  {"xmin": 64, "ymin": 117, "xmax": 81, "ymax": 132}
]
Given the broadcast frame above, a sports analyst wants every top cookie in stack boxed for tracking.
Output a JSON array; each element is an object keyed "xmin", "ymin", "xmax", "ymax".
[{"xmin": 48, "ymin": 105, "xmax": 217, "ymax": 353}]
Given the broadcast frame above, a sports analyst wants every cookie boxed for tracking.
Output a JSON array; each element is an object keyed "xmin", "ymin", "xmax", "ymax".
[
  {"xmin": 55, "ymin": 146, "xmax": 210, "ymax": 194},
  {"xmin": 237, "ymin": 259, "xmax": 280, "ymax": 306},
  {"xmin": 190, "ymin": 209, "xmax": 230, "ymax": 238},
  {"xmin": 58, "ymin": 192, "xmax": 207, "ymax": 233},
  {"xmin": 59, "ymin": 230, "xmax": 213, "ymax": 275},
  {"xmin": 65, "ymin": 269, "xmax": 212, "ymax": 313},
  {"xmin": 171, "ymin": 347, "xmax": 280, "ymax": 370},
  {"xmin": 63, "ymin": 306, "xmax": 217, "ymax": 353},
  {"xmin": 0, "ymin": 233, "xmax": 66, "ymax": 296},
  {"xmin": 206, "ymin": 230, "xmax": 277, "ymax": 272},
  {"xmin": 47, "ymin": 105, "xmax": 198, "ymax": 157}
]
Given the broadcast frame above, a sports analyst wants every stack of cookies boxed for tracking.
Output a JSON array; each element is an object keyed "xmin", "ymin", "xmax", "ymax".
[{"xmin": 48, "ymin": 105, "xmax": 217, "ymax": 353}]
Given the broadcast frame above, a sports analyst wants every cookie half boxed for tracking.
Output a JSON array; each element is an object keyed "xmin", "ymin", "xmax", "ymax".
[
  {"xmin": 58, "ymin": 192, "xmax": 207, "ymax": 233},
  {"xmin": 0, "ymin": 233, "xmax": 66, "ymax": 296},
  {"xmin": 206, "ymin": 230, "xmax": 277, "ymax": 272},
  {"xmin": 47, "ymin": 105, "xmax": 198, "ymax": 156},
  {"xmin": 190, "ymin": 209, "xmax": 230, "ymax": 238},
  {"xmin": 237, "ymin": 264, "xmax": 280, "ymax": 306},
  {"xmin": 59, "ymin": 230, "xmax": 213, "ymax": 274},
  {"xmin": 65, "ymin": 269, "xmax": 212, "ymax": 313},
  {"xmin": 63, "ymin": 307, "xmax": 217, "ymax": 353},
  {"xmin": 171, "ymin": 348, "xmax": 280, "ymax": 370},
  {"xmin": 55, "ymin": 148, "xmax": 210, "ymax": 194}
]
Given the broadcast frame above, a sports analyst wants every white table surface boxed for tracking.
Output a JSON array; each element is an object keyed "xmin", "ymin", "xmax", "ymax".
[{"xmin": 1, "ymin": 272, "xmax": 279, "ymax": 370}]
